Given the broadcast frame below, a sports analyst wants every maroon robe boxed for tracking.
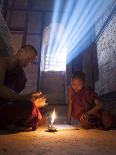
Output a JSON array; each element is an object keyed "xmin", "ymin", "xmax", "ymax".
[
  {"xmin": 71, "ymin": 87, "xmax": 115, "ymax": 129},
  {"xmin": 0, "ymin": 63, "xmax": 42, "ymax": 130},
  {"xmin": 72, "ymin": 87, "xmax": 98, "ymax": 120}
]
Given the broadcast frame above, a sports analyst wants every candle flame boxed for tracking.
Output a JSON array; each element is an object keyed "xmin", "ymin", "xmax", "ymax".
[{"xmin": 51, "ymin": 108, "xmax": 56, "ymax": 124}]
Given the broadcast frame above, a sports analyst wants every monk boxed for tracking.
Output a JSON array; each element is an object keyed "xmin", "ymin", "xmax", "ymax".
[
  {"xmin": 67, "ymin": 71, "xmax": 116, "ymax": 130},
  {"xmin": 0, "ymin": 44, "xmax": 46, "ymax": 131}
]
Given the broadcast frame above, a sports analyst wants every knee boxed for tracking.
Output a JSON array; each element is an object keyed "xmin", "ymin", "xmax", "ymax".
[
  {"xmin": 80, "ymin": 118, "xmax": 92, "ymax": 129},
  {"xmin": 17, "ymin": 101, "xmax": 34, "ymax": 115},
  {"xmin": 101, "ymin": 112, "xmax": 112, "ymax": 128}
]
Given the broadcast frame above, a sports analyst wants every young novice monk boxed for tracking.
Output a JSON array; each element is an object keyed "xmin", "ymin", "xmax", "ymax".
[{"xmin": 67, "ymin": 71, "xmax": 115, "ymax": 130}]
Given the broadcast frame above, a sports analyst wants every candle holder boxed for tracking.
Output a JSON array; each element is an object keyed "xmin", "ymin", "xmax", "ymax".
[{"xmin": 47, "ymin": 124, "xmax": 57, "ymax": 132}]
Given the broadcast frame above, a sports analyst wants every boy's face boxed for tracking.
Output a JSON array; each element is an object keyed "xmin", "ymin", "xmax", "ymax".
[{"xmin": 71, "ymin": 78, "xmax": 84, "ymax": 92}]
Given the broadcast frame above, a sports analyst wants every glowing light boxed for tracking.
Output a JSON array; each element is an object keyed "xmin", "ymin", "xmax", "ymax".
[
  {"xmin": 51, "ymin": 108, "xmax": 56, "ymax": 125},
  {"xmin": 44, "ymin": 48, "xmax": 66, "ymax": 71},
  {"xmin": 41, "ymin": 0, "xmax": 115, "ymax": 71}
]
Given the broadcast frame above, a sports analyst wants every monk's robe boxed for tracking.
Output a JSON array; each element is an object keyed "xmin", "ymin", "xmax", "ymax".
[
  {"xmin": 0, "ymin": 63, "xmax": 42, "ymax": 130},
  {"xmin": 71, "ymin": 87, "xmax": 115, "ymax": 129}
]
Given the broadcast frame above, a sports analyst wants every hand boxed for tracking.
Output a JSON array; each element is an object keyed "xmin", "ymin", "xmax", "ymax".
[
  {"xmin": 34, "ymin": 96, "xmax": 47, "ymax": 108},
  {"xmin": 25, "ymin": 91, "xmax": 47, "ymax": 108},
  {"xmin": 67, "ymin": 119, "xmax": 71, "ymax": 125},
  {"xmin": 67, "ymin": 121, "xmax": 71, "ymax": 125},
  {"xmin": 80, "ymin": 113, "xmax": 89, "ymax": 121}
]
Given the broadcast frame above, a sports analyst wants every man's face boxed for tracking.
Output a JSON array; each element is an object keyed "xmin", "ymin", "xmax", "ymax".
[
  {"xmin": 71, "ymin": 78, "xmax": 84, "ymax": 92},
  {"xmin": 18, "ymin": 49, "xmax": 37, "ymax": 67}
]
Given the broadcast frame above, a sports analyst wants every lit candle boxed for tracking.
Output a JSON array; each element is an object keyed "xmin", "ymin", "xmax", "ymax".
[
  {"xmin": 47, "ymin": 108, "xmax": 57, "ymax": 132},
  {"xmin": 51, "ymin": 108, "xmax": 56, "ymax": 127}
]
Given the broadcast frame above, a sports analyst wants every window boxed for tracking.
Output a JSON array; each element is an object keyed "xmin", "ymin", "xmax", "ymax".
[{"xmin": 41, "ymin": 23, "xmax": 66, "ymax": 71}]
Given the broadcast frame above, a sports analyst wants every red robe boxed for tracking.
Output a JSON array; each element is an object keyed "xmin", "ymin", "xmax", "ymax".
[
  {"xmin": 71, "ymin": 86, "xmax": 116, "ymax": 129},
  {"xmin": 0, "ymin": 63, "xmax": 42, "ymax": 130},
  {"xmin": 71, "ymin": 86, "xmax": 98, "ymax": 120}
]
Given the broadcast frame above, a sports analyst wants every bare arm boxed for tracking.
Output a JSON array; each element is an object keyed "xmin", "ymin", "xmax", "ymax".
[
  {"xmin": 67, "ymin": 87, "xmax": 73, "ymax": 124},
  {"xmin": 0, "ymin": 57, "xmax": 46, "ymax": 108},
  {"xmin": 80, "ymin": 98, "xmax": 103, "ymax": 120},
  {"xmin": 87, "ymin": 99, "xmax": 103, "ymax": 115}
]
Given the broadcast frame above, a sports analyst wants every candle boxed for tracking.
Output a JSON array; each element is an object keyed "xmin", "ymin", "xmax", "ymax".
[
  {"xmin": 51, "ymin": 108, "xmax": 56, "ymax": 126},
  {"xmin": 47, "ymin": 108, "xmax": 57, "ymax": 132}
]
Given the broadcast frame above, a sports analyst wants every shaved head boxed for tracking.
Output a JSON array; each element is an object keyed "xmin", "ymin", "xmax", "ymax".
[
  {"xmin": 20, "ymin": 45, "xmax": 37, "ymax": 56},
  {"xmin": 17, "ymin": 44, "xmax": 37, "ymax": 67}
]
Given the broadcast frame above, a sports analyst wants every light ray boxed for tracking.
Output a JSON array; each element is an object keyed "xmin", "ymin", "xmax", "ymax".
[{"xmin": 42, "ymin": 0, "xmax": 115, "ymax": 71}]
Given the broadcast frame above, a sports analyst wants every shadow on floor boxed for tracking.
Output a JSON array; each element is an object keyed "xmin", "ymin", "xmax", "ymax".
[
  {"xmin": 0, "ymin": 129, "xmax": 19, "ymax": 135},
  {"xmin": 0, "ymin": 126, "xmax": 33, "ymax": 135}
]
